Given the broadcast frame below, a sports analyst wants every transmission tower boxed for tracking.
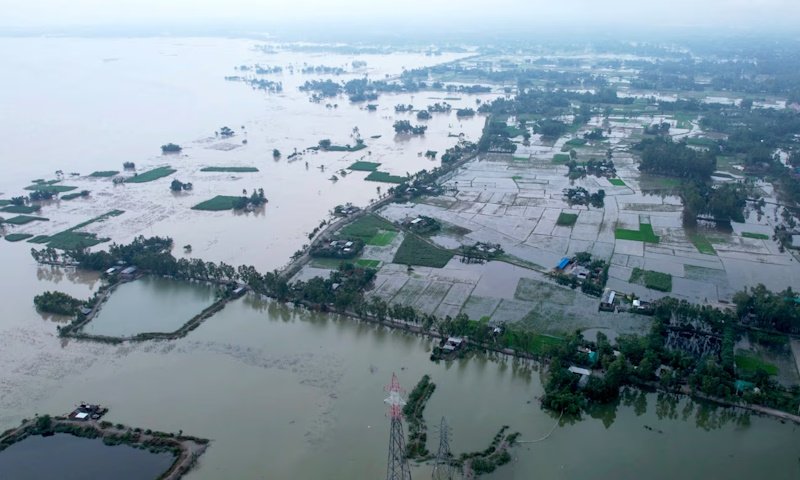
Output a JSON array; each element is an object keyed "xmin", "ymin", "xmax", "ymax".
[
  {"xmin": 432, "ymin": 417, "xmax": 455, "ymax": 480},
  {"xmin": 385, "ymin": 373, "xmax": 412, "ymax": 480}
]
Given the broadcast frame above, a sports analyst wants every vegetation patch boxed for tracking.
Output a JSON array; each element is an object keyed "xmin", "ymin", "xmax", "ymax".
[
  {"xmin": 348, "ymin": 161, "xmax": 381, "ymax": 171},
  {"xmin": 192, "ymin": 195, "xmax": 242, "ymax": 211},
  {"xmin": 688, "ymin": 233, "xmax": 717, "ymax": 255},
  {"xmin": 355, "ymin": 259, "xmax": 381, "ymax": 268},
  {"xmin": 339, "ymin": 214, "xmax": 397, "ymax": 242},
  {"xmin": 735, "ymin": 352, "xmax": 779, "ymax": 376},
  {"xmin": 37, "ymin": 210, "xmax": 124, "ymax": 250},
  {"xmin": 124, "ymin": 166, "xmax": 177, "ymax": 183},
  {"xmin": 741, "ymin": 232, "xmax": 770, "ymax": 240},
  {"xmin": 0, "ymin": 200, "xmax": 11, "ymax": 206},
  {"xmin": 629, "ymin": 267, "xmax": 672, "ymax": 292},
  {"xmin": 556, "ymin": 212, "xmax": 578, "ymax": 227},
  {"xmin": 552, "ymin": 153, "xmax": 571, "ymax": 164},
  {"xmin": 5, "ymin": 233, "xmax": 33, "ymax": 242},
  {"xmin": 367, "ymin": 230, "xmax": 397, "ymax": 246},
  {"xmin": 365, "ymin": 171, "xmax": 407, "ymax": 184},
  {"xmin": 89, "ymin": 170, "xmax": 119, "ymax": 177},
  {"xmin": 614, "ymin": 223, "xmax": 660, "ymax": 243},
  {"xmin": 24, "ymin": 184, "xmax": 77, "ymax": 193},
  {"xmin": 393, "ymin": 234, "xmax": 453, "ymax": 268},
  {"xmin": 34, "ymin": 291, "xmax": 84, "ymax": 316},
  {"xmin": 199, "ymin": 166, "xmax": 259, "ymax": 173},
  {"xmin": 608, "ymin": 178, "xmax": 626, "ymax": 187},
  {"xmin": 1, "ymin": 204, "xmax": 41, "ymax": 214},
  {"xmin": 2, "ymin": 215, "xmax": 49, "ymax": 225}
]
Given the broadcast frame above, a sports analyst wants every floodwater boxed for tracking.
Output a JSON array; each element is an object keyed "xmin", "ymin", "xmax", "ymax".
[
  {"xmin": 0, "ymin": 37, "xmax": 799, "ymax": 479},
  {"xmin": 84, "ymin": 276, "xmax": 216, "ymax": 337},
  {"xmin": 0, "ymin": 433, "xmax": 175, "ymax": 480},
  {"xmin": 0, "ymin": 37, "xmax": 492, "ymax": 272}
]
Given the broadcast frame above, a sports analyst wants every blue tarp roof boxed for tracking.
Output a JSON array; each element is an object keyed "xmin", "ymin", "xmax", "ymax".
[{"xmin": 556, "ymin": 257, "xmax": 570, "ymax": 269}]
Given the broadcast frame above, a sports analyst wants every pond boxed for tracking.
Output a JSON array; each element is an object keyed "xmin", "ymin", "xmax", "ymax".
[
  {"xmin": 83, "ymin": 276, "xmax": 216, "ymax": 337},
  {"xmin": 0, "ymin": 433, "xmax": 175, "ymax": 480}
]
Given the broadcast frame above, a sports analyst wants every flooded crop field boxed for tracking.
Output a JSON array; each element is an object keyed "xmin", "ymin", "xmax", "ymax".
[{"xmin": 1, "ymin": 34, "xmax": 800, "ymax": 480}]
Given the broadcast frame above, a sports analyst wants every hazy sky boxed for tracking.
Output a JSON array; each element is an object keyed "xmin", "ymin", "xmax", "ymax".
[{"xmin": 2, "ymin": 0, "xmax": 799, "ymax": 32}]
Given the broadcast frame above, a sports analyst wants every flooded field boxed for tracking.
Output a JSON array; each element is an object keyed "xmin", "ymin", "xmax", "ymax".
[
  {"xmin": 1, "ymin": 279, "xmax": 799, "ymax": 479},
  {"xmin": 84, "ymin": 276, "xmax": 216, "ymax": 337},
  {"xmin": 0, "ymin": 37, "xmax": 492, "ymax": 272},
  {"xmin": 1, "ymin": 36, "xmax": 800, "ymax": 479},
  {"xmin": 0, "ymin": 433, "xmax": 175, "ymax": 480}
]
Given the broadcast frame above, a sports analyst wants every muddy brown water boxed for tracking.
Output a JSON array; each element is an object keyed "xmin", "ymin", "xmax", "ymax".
[{"xmin": 0, "ymin": 38, "xmax": 799, "ymax": 479}]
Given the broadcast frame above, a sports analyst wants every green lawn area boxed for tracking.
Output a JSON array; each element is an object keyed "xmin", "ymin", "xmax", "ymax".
[
  {"xmin": 89, "ymin": 170, "xmax": 120, "ymax": 177},
  {"xmin": 393, "ymin": 234, "xmax": 453, "ymax": 268},
  {"xmin": 742, "ymin": 232, "xmax": 770, "ymax": 240},
  {"xmin": 355, "ymin": 259, "xmax": 381, "ymax": 268},
  {"xmin": 735, "ymin": 352, "xmax": 778, "ymax": 376},
  {"xmin": 365, "ymin": 171, "xmax": 407, "ymax": 184},
  {"xmin": 564, "ymin": 138, "xmax": 587, "ymax": 148},
  {"xmin": 5, "ymin": 233, "xmax": 33, "ymax": 242},
  {"xmin": 124, "ymin": 166, "xmax": 177, "ymax": 183},
  {"xmin": 556, "ymin": 212, "xmax": 578, "ymax": 227},
  {"xmin": 24, "ymin": 184, "xmax": 77, "ymax": 193},
  {"xmin": 685, "ymin": 137, "xmax": 718, "ymax": 148},
  {"xmin": 671, "ymin": 112, "xmax": 696, "ymax": 129},
  {"xmin": 367, "ymin": 230, "xmax": 397, "ymax": 246},
  {"xmin": 608, "ymin": 178, "xmax": 626, "ymax": 187},
  {"xmin": 200, "ymin": 167, "xmax": 259, "ymax": 173},
  {"xmin": 1, "ymin": 204, "xmax": 41, "ymax": 214},
  {"xmin": 325, "ymin": 143, "xmax": 367, "ymax": 152},
  {"xmin": 0, "ymin": 200, "xmax": 10, "ymax": 206},
  {"xmin": 615, "ymin": 223, "xmax": 660, "ymax": 243},
  {"xmin": 192, "ymin": 195, "xmax": 242, "ymax": 211},
  {"xmin": 2, "ymin": 215, "xmax": 49, "ymax": 225},
  {"xmin": 688, "ymin": 233, "xmax": 717, "ymax": 255},
  {"xmin": 33, "ymin": 210, "xmax": 124, "ymax": 250},
  {"xmin": 630, "ymin": 267, "xmax": 672, "ymax": 292},
  {"xmin": 552, "ymin": 153, "xmax": 571, "ymax": 164},
  {"xmin": 529, "ymin": 334, "xmax": 566, "ymax": 355},
  {"xmin": 61, "ymin": 192, "xmax": 87, "ymax": 200},
  {"xmin": 348, "ymin": 161, "xmax": 382, "ymax": 171},
  {"xmin": 340, "ymin": 214, "xmax": 397, "ymax": 242}
]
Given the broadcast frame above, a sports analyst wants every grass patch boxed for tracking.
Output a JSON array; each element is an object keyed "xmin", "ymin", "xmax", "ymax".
[
  {"xmin": 24, "ymin": 184, "xmax": 77, "ymax": 193},
  {"xmin": 629, "ymin": 267, "xmax": 672, "ymax": 292},
  {"xmin": 28, "ymin": 235, "xmax": 51, "ymax": 244},
  {"xmin": 355, "ymin": 259, "xmax": 381, "ymax": 268},
  {"xmin": 529, "ymin": 334, "xmax": 567, "ymax": 355},
  {"xmin": 89, "ymin": 170, "xmax": 119, "ymax": 177},
  {"xmin": 61, "ymin": 192, "xmax": 87, "ymax": 200},
  {"xmin": 37, "ymin": 210, "xmax": 124, "ymax": 250},
  {"xmin": 200, "ymin": 167, "xmax": 259, "ymax": 173},
  {"xmin": 552, "ymin": 153, "xmax": 571, "ymax": 164},
  {"xmin": 556, "ymin": 212, "xmax": 578, "ymax": 227},
  {"xmin": 565, "ymin": 138, "xmax": 588, "ymax": 147},
  {"xmin": 340, "ymin": 214, "xmax": 397, "ymax": 242},
  {"xmin": 688, "ymin": 233, "xmax": 717, "ymax": 255},
  {"xmin": 685, "ymin": 137, "xmax": 718, "ymax": 148},
  {"xmin": 0, "ymin": 200, "xmax": 12, "ymax": 206},
  {"xmin": 735, "ymin": 352, "xmax": 779, "ymax": 376},
  {"xmin": 742, "ymin": 232, "xmax": 770, "ymax": 240},
  {"xmin": 608, "ymin": 178, "xmax": 626, "ymax": 187},
  {"xmin": 5, "ymin": 233, "xmax": 34, "ymax": 242},
  {"xmin": 192, "ymin": 195, "xmax": 242, "ymax": 211},
  {"xmin": 125, "ymin": 166, "xmax": 176, "ymax": 183},
  {"xmin": 367, "ymin": 230, "xmax": 397, "ymax": 246},
  {"xmin": 348, "ymin": 161, "xmax": 381, "ymax": 171},
  {"xmin": 393, "ymin": 234, "xmax": 453, "ymax": 268},
  {"xmin": 615, "ymin": 223, "xmax": 660, "ymax": 243},
  {"xmin": 2, "ymin": 215, "xmax": 49, "ymax": 225},
  {"xmin": 1, "ymin": 204, "xmax": 41, "ymax": 214},
  {"xmin": 365, "ymin": 171, "xmax": 407, "ymax": 184}
]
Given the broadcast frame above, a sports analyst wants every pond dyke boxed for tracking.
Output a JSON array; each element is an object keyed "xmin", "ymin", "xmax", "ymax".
[
  {"xmin": 0, "ymin": 411, "xmax": 209, "ymax": 480},
  {"xmin": 59, "ymin": 275, "xmax": 246, "ymax": 344}
]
